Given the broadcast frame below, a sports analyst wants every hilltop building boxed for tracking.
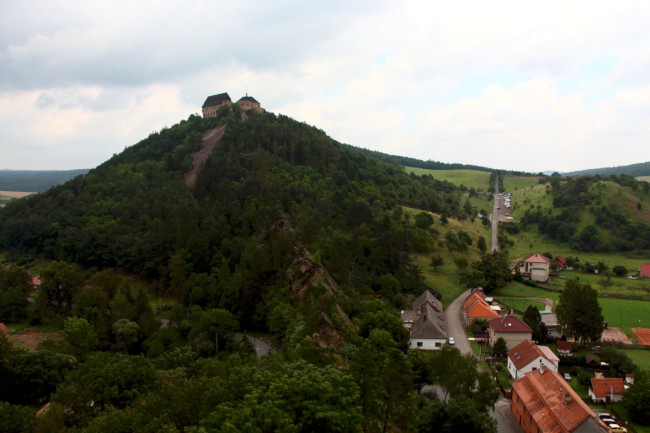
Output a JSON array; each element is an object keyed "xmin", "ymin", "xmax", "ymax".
[
  {"xmin": 237, "ymin": 94, "xmax": 263, "ymax": 112},
  {"xmin": 202, "ymin": 93, "xmax": 232, "ymax": 117},
  {"xmin": 202, "ymin": 92, "xmax": 264, "ymax": 117},
  {"xmin": 515, "ymin": 253, "xmax": 551, "ymax": 282}
]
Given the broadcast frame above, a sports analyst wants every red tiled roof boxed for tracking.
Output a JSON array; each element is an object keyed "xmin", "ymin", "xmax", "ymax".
[
  {"xmin": 640, "ymin": 263, "xmax": 650, "ymax": 278},
  {"xmin": 590, "ymin": 378, "xmax": 625, "ymax": 398},
  {"xmin": 463, "ymin": 292, "xmax": 486, "ymax": 310},
  {"xmin": 508, "ymin": 340, "xmax": 559, "ymax": 371},
  {"xmin": 513, "ymin": 368, "xmax": 598, "ymax": 433},
  {"xmin": 556, "ymin": 341, "xmax": 572, "ymax": 352},
  {"xmin": 0, "ymin": 323, "xmax": 9, "ymax": 335},
  {"xmin": 490, "ymin": 315, "xmax": 533, "ymax": 333},
  {"xmin": 467, "ymin": 300, "xmax": 499, "ymax": 320},
  {"xmin": 525, "ymin": 253, "xmax": 551, "ymax": 264}
]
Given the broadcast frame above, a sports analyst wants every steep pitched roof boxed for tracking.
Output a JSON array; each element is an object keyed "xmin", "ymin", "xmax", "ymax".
[
  {"xmin": 513, "ymin": 368, "xmax": 600, "ymax": 433},
  {"xmin": 413, "ymin": 290, "xmax": 442, "ymax": 313},
  {"xmin": 463, "ymin": 292, "xmax": 486, "ymax": 310},
  {"xmin": 590, "ymin": 378, "xmax": 625, "ymax": 398},
  {"xmin": 409, "ymin": 302, "xmax": 446, "ymax": 339},
  {"xmin": 202, "ymin": 92, "xmax": 232, "ymax": 108},
  {"xmin": 640, "ymin": 263, "xmax": 650, "ymax": 278},
  {"xmin": 466, "ymin": 300, "xmax": 499, "ymax": 320},
  {"xmin": 525, "ymin": 253, "xmax": 551, "ymax": 264},
  {"xmin": 508, "ymin": 340, "xmax": 559, "ymax": 371},
  {"xmin": 490, "ymin": 315, "xmax": 533, "ymax": 333}
]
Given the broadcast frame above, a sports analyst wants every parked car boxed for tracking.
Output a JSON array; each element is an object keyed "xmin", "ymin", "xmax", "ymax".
[
  {"xmin": 608, "ymin": 424, "xmax": 627, "ymax": 433},
  {"xmin": 448, "ymin": 337, "xmax": 455, "ymax": 345},
  {"xmin": 563, "ymin": 373, "xmax": 571, "ymax": 381}
]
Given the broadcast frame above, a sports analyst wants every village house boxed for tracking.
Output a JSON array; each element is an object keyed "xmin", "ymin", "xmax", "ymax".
[
  {"xmin": 489, "ymin": 315, "xmax": 533, "ymax": 350},
  {"xmin": 512, "ymin": 367, "xmax": 608, "ymax": 433},
  {"xmin": 507, "ymin": 339, "xmax": 559, "ymax": 380},
  {"xmin": 401, "ymin": 290, "xmax": 447, "ymax": 350},
  {"xmin": 202, "ymin": 93, "xmax": 232, "ymax": 117},
  {"xmin": 540, "ymin": 311, "xmax": 562, "ymax": 339},
  {"xmin": 462, "ymin": 290, "xmax": 499, "ymax": 327},
  {"xmin": 588, "ymin": 375, "xmax": 626, "ymax": 404},
  {"xmin": 516, "ymin": 253, "xmax": 551, "ymax": 282}
]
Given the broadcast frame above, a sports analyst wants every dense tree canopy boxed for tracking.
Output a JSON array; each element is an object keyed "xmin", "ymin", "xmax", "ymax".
[{"xmin": 555, "ymin": 279, "xmax": 604, "ymax": 345}]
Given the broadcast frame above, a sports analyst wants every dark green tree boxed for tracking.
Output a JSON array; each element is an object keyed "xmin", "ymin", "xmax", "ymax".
[
  {"xmin": 492, "ymin": 337, "xmax": 508, "ymax": 357},
  {"xmin": 624, "ymin": 369, "xmax": 650, "ymax": 425},
  {"xmin": 555, "ymin": 279, "xmax": 604, "ymax": 345}
]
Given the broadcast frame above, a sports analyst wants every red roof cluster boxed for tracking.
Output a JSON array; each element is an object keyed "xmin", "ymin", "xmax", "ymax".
[
  {"xmin": 508, "ymin": 340, "xmax": 558, "ymax": 371},
  {"xmin": 640, "ymin": 263, "xmax": 650, "ymax": 278}
]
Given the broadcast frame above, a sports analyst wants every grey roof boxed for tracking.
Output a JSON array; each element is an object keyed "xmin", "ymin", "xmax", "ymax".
[
  {"xmin": 202, "ymin": 92, "xmax": 231, "ymax": 108},
  {"xmin": 413, "ymin": 290, "xmax": 442, "ymax": 312},
  {"xmin": 409, "ymin": 302, "xmax": 447, "ymax": 339},
  {"xmin": 238, "ymin": 95, "xmax": 259, "ymax": 104},
  {"xmin": 574, "ymin": 417, "xmax": 608, "ymax": 433},
  {"xmin": 401, "ymin": 310, "xmax": 418, "ymax": 323}
]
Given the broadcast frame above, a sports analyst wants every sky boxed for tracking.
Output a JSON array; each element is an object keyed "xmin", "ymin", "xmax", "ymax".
[{"xmin": 1, "ymin": 1, "xmax": 649, "ymax": 173}]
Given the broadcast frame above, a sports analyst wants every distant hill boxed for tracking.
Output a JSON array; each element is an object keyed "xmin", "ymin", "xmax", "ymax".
[
  {"xmin": 0, "ymin": 169, "xmax": 89, "ymax": 192},
  {"xmin": 563, "ymin": 161, "xmax": 650, "ymax": 178}
]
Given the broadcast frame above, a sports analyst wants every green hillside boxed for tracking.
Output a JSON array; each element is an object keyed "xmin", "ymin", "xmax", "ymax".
[
  {"xmin": 564, "ymin": 161, "xmax": 650, "ymax": 177},
  {"xmin": 405, "ymin": 167, "xmax": 491, "ymax": 191}
]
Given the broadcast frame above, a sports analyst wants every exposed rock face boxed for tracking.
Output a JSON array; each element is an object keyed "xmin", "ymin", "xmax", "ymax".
[
  {"xmin": 183, "ymin": 125, "xmax": 226, "ymax": 188},
  {"xmin": 285, "ymin": 246, "xmax": 351, "ymax": 349}
]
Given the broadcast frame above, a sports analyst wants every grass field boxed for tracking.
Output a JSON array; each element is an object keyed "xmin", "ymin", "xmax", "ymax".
[
  {"xmin": 638, "ymin": 176, "xmax": 650, "ymax": 182},
  {"xmin": 404, "ymin": 167, "xmax": 491, "ymax": 191},
  {"xmin": 503, "ymin": 175, "xmax": 542, "ymax": 192}
]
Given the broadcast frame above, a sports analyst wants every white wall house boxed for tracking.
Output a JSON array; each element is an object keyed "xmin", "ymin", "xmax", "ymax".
[
  {"xmin": 507, "ymin": 340, "xmax": 559, "ymax": 380},
  {"xmin": 402, "ymin": 290, "xmax": 447, "ymax": 350}
]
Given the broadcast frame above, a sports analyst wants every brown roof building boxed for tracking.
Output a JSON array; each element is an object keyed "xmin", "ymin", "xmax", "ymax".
[
  {"xmin": 512, "ymin": 368, "xmax": 608, "ymax": 433},
  {"xmin": 202, "ymin": 92, "xmax": 232, "ymax": 117},
  {"xmin": 402, "ymin": 290, "xmax": 447, "ymax": 350},
  {"xmin": 507, "ymin": 340, "xmax": 559, "ymax": 380},
  {"xmin": 588, "ymin": 377, "xmax": 626, "ymax": 403},
  {"xmin": 237, "ymin": 94, "xmax": 263, "ymax": 112},
  {"xmin": 489, "ymin": 315, "xmax": 533, "ymax": 349}
]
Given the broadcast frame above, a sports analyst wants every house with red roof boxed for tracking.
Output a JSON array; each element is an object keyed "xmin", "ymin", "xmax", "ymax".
[
  {"xmin": 462, "ymin": 291, "xmax": 499, "ymax": 326},
  {"xmin": 588, "ymin": 377, "xmax": 626, "ymax": 403},
  {"xmin": 0, "ymin": 322, "xmax": 10, "ymax": 336},
  {"xmin": 489, "ymin": 315, "xmax": 533, "ymax": 350},
  {"xmin": 507, "ymin": 340, "xmax": 559, "ymax": 380},
  {"xmin": 640, "ymin": 263, "xmax": 650, "ymax": 278},
  {"xmin": 512, "ymin": 367, "xmax": 608, "ymax": 433},
  {"xmin": 517, "ymin": 253, "xmax": 551, "ymax": 282}
]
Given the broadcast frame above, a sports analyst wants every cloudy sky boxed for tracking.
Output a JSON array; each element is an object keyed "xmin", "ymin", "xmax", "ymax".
[{"xmin": 1, "ymin": 1, "xmax": 649, "ymax": 172}]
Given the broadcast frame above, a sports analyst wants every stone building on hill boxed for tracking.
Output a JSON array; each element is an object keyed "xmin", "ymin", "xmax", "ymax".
[
  {"xmin": 202, "ymin": 93, "xmax": 232, "ymax": 117},
  {"xmin": 202, "ymin": 92, "xmax": 264, "ymax": 117}
]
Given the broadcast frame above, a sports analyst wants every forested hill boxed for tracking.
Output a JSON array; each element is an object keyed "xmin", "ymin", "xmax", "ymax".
[
  {"xmin": 0, "ymin": 108, "xmax": 463, "ymax": 323},
  {"xmin": 0, "ymin": 169, "xmax": 89, "ymax": 192},
  {"xmin": 564, "ymin": 161, "xmax": 650, "ymax": 177}
]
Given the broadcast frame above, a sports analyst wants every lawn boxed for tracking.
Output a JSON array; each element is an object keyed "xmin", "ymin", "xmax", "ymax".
[
  {"xmin": 497, "ymin": 298, "xmax": 547, "ymax": 314},
  {"xmin": 404, "ymin": 167, "xmax": 491, "ymax": 191},
  {"xmin": 620, "ymin": 348, "xmax": 650, "ymax": 370},
  {"xmin": 599, "ymin": 297, "xmax": 650, "ymax": 333}
]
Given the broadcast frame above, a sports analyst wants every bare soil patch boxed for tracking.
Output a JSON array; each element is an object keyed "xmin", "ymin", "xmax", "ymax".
[
  {"xmin": 599, "ymin": 327, "xmax": 633, "ymax": 345},
  {"xmin": 9, "ymin": 328, "xmax": 62, "ymax": 350},
  {"xmin": 631, "ymin": 327, "xmax": 650, "ymax": 345},
  {"xmin": 0, "ymin": 191, "xmax": 36, "ymax": 198},
  {"xmin": 184, "ymin": 125, "xmax": 226, "ymax": 188}
]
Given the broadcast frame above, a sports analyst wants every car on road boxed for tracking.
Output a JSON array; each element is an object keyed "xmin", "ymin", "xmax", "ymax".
[
  {"xmin": 448, "ymin": 337, "xmax": 455, "ymax": 345},
  {"xmin": 563, "ymin": 373, "xmax": 571, "ymax": 381}
]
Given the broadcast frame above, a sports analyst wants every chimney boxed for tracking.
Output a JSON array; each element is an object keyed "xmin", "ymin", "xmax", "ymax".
[{"xmin": 564, "ymin": 392, "xmax": 571, "ymax": 405}]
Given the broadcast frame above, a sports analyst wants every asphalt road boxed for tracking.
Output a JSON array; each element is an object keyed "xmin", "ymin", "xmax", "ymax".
[
  {"xmin": 446, "ymin": 289, "xmax": 523, "ymax": 433},
  {"xmin": 491, "ymin": 177, "xmax": 500, "ymax": 252}
]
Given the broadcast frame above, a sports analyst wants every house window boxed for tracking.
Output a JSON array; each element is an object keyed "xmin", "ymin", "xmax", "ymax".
[
  {"xmin": 417, "ymin": 342, "xmax": 423, "ymax": 347},
  {"xmin": 435, "ymin": 342, "xmax": 442, "ymax": 347}
]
